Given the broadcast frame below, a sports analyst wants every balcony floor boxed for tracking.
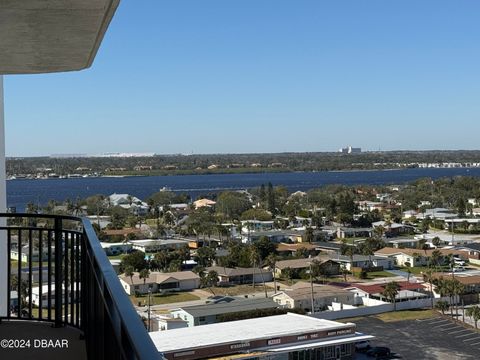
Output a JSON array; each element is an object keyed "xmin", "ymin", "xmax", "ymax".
[{"xmin": 0, "ymin": 320, "xmax": 86, "ymax": 360}]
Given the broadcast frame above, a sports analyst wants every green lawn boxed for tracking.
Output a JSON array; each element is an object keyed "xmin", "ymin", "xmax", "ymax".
[
  {"xmin": 398, "ymin": 266, "xmax": 451, "ymax": 275},
  {"xmin": 365, "ymin": 271, "xmax": 396, "ymax": 279},
  {"xmin": 209, "ymin": 284, "xmax": 274, "ymax": 296},
  {"xmin": 107, "ymin": 254, "xmax": 127, "ymax": 261},
  {"xmin": 10, "ymin": 259, "xmax": 41, "ymax": 268},
  {"xmin": 131, "ymin": 292, "xmax": 200, "ymax": 306},
  {"xmin": 375, "ymin": 309, "xmax": 436, "ymax": 322}
]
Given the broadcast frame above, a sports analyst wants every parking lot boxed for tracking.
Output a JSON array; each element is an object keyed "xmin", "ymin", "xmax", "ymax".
[{"xmin": 353, "ymin": 314, "xmax": 480, "ymax": 359}]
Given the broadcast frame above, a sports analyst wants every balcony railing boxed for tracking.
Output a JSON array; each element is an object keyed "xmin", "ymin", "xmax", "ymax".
[{"xmin": 0, "ymin": 213, "xmax": 160, "ymax": 360}]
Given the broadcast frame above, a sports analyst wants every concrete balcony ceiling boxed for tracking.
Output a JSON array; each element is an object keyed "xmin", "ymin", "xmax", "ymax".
[{"xmin": 0, "ymin": 0, "xmax": 120, "ymax": 74}]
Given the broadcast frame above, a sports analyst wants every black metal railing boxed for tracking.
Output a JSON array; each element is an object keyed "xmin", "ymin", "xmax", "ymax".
[{"xmin": 0, "ymin": 213, "xmax": 160, "ymax": 360}]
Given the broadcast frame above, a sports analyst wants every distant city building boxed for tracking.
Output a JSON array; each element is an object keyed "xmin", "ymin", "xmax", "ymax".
[
  {"xmin": 96, "ymin": 152, "xmax": 156, "ymax": 158},
  {"xmin": 338, "ymin": 146, "xmax": 362, "ymax": 154}
]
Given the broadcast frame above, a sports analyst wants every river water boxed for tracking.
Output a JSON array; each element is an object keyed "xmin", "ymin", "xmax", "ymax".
[{"xmin": 7, "ymin": 167, "xmax": 480, "ymax": 211}]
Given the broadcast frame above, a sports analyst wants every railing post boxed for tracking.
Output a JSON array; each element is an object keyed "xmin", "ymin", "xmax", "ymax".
[
  {"xmin": 54, "ymin": 217, "xmax": 63, "ymax": 327},
  {"xmin": 0, "ymin": 76, "xmax": 8, "ymax": 317}
]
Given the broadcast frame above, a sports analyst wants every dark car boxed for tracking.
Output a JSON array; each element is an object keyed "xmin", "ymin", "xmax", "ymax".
[{"xmin": 366, "ymin": 346, "xmax": 391, "ymax": 358}]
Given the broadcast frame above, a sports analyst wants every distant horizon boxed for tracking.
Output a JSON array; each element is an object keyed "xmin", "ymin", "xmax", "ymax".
[{"xmin": 5, "ymin": 148, "xmax": 480, "ymax": 159}]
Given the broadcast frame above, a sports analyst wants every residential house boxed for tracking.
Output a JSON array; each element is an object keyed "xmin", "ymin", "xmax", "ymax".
[
  {"xmin": 276, "ymin": 243, "xmax": 320, "ymax": 257},
  {"xmin": 458, "ymin": 243, "xmax": 480, "ymax": 265},
  {"xmin": 193, "ymin": 198, "xmax": 216, "ymax": 209},
  {"xmin": 86, "ymin": 215, "xmax": 111, "ymax": 229},
  {"xmin": 129, "ymin": 239, "xmax": 189, "ymax": 253},
  {"xmin": 348, "ymin": 282, "xmax": 428, "ymax": 304},
  {"xmin": 415, "ymin": 208, "xmax": 457, "ymax": 220},
  {"xmin": 154, "ymin": 315, "xmax": 189, "ymax": 331},
  {"xmin": 372, "ymin": 221, "xmax": 414, "ymax": 237},
  {"xmin": 385, "ymin": 238, "xmax": 423, "ymax": 249},
  {"xmin": 241, "ymin": 220, "xmax": 275, "ymax": 234},
  {"xmin": 374, "ymin": 247, "xmax": 468, "ymax": 267},
  {"xmin": 103, "ymin": 227, "xmax": 142, "ymax": 240},
  {"xmin": 274, "ymin": 258, "xmax": 340, "ymax": 278},
  {"xmin": 119, "ymin": 271, "xmax": 200, "ymax": 295},
  {"xmin": 100, "ymin": 242, "xmax": 132, "ymax": 256},
  {"xmin": 357, "ymin": 201, "xmax": 384, "ymax": 212},
  {"xmin": 206, "ymin": 266, "xmax": 273, "ymax": 286},
  {"xmin": 328, "ymin": 254, "xmax": 393, "ymax": 271},
  {"xmin": 402, "ymin": 210, "xmax": 418, "ymax": 219},
  {"xmin": 28, "ymin": 284, "xmax": 80, "ymax": 307},
  {"xmin": 272, "ymin": 283, "xmax": 355, "ymax": 312},
  {"xmin": 108, "ymin": 193, "xmax": 149, "ymax": 216},
  {"xmin": 430, "ymin": 274, "xmax": 480, "ymax": 303},
  {"xmin": 314, "ymin": 242, "xmax": 343, "ymax": 253},
  {"xmin": 170, "ymin": 297, "xmax": 278, "ymax": 327},
  {"xmin": 336, "ymin": 227, "xmax": 372, "ymax": 239},
  {"xmin": 10, "ymin": 245, "xmax": 55, "ymax": 263}
]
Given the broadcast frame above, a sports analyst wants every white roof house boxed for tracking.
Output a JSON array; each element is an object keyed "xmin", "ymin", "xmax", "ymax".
[
  {"xmin": 129, "ymin": 239, "xmax": 189, "ymax": 253},
  {"xmin": 108, "ymin": 193, "xmax": 149, "ymax": 215}
]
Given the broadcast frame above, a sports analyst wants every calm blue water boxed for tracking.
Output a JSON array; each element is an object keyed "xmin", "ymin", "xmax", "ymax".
[{"xmin": 7, "ymin": 167, "xmax": 480, "ymax": 211}]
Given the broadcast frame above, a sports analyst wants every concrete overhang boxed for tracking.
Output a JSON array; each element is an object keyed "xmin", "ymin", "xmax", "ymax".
[{"xmin": 0, "ymin": 0, "xmax": 120, "ymax": 74}]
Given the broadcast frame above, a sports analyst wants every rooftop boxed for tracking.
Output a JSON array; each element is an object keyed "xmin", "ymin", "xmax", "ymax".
[
  {"xmin": 349, "ymin": 281, "xmax": 424, "ymax": 295},
  {"xmin": 149, "ymin": 313, "xmax": 355, "ymax": 353},
  {"xmin": 375, "ymin": 247, "xmax": 467, "ymax": 258},
  {"xmin": 207, "ymin": 266, "xmax": 272, "ymax": 277},
  {"xmin": 174, "ymin": 298, "xmax": 278, "ymax": 318},
  {"xmin": 119, "ymin": 271, "xmax": 199, "ymax": 286}
]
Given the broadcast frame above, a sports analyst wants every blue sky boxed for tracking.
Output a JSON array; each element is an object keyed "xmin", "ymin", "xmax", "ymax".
[{"xmin": 4, "ymin": 0, "xmax": 480, "ymax": 156}]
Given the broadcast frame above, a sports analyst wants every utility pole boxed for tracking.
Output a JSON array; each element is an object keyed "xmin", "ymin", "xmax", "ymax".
[
  {"xmin": 147, "ymin": 289, "xmax": 151, "ymax": 332},
  {"xmin": 310, "ymin": 262, "xmax": 315, "ymax": 314}
]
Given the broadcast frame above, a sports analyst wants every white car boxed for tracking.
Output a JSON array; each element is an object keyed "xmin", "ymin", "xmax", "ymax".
[
  {"xmin": 454, "ymin": 259, "xmax": 466, "ymax": 266},
  {"xmin": 453, "ymin": 267, "xmax": 465, "ymax": 272}
]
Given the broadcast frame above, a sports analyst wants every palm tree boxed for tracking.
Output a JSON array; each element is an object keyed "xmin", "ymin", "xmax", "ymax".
[
  {"xmin": 451, "ymin": 279, "xmax": 465, "ymax": 319},
  {"xmin": 466, "ymin": 306, "xmax": 480, "ymax": 329},
  {"xmin": 435, "ymin": 278, "xmax": 452, "ymax": 313},
  {"xmin": 423, "ymin": 269, "xmax": 435, "ymax": 309},
  {"xmin": 435, "ymin": 300, "xmax": 450, "ymax": 315},
  {"xmin": 265, "ymin": 254, "xmax": 278, "ymax": 293},
  {"xmin": 432, "ymin": 237, "xmax": 441, "ymax": 248},
  {"xmin": 200, "ymin": 270, "xmax": 218, "ymax": 295},
  {"xmin": 282, "ymin": 267, "xmax": 293, "ymax": 285},
  {"xmin": 431, "ymin": 250, "xmax": 442, "ymax": 270},
  {"xmin": 124, "ymin": 265, "xmax": 135, "ymax": 286},
  {"xmin": 340, "ymin": 241, "xmax": 355, "ymax": 269},
  {"xmin": 382, "ymin": 282, "xmax": 400, "ymax": 311},
  {"xmin": 249, "ymin": 245, "xmax": 259, "ymax": 290},
  {"xmin": 139, "ymin": 269, "xmax": 150, "ymax": 287}
]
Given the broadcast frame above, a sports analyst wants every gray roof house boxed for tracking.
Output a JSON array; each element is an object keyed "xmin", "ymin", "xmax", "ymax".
[
  {"xmin": 207, "ymin": 266, "xmax": 273, "ymax": 286},
  {"xmin": 170, "ymin": 297, "xmax": 279, "ymax": 327}
]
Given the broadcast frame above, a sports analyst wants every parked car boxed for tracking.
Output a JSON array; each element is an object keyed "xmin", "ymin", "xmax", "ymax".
[
  {"xmin": 454, "ymin": 259, "xmax": 466, "ymax": 266},
  {"xmin": 453, "ymin": 266, "xmax": 465, "ymax": 272},
  {"xmin": 355, "ymin": 340, "xmax": 371, "ymax": 352},
  {"xmin": 366, "ymin": 346, "xmax": 391, "ymax": 358}
]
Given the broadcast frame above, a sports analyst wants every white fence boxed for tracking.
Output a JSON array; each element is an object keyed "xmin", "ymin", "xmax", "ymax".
[{"xmin": 312, "ymin": 296, "xmax": 451, "ymax": 321}]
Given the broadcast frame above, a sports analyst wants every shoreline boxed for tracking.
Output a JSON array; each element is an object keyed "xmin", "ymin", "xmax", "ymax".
[{"xmin": 6, "ymin": 166, "xmax": 479, "ymax": 181}]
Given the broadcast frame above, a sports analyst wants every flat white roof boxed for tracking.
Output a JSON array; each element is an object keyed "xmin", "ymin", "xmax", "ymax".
[{"xmin": 149, "ymin": 313, "xmax": 354, "ymax": 353}]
